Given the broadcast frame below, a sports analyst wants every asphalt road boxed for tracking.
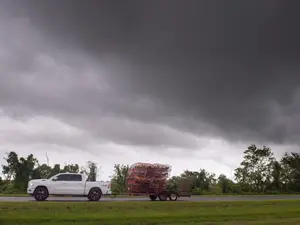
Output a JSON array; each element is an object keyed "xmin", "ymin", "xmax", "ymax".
[{"xmin": 1, "ymin": 195, "xmax": 300, "ymax": 202}]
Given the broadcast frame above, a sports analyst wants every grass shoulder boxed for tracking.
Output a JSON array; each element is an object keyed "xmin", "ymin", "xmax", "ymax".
[{"xmin": 1, "ymin": 200, "xmax": 300, "ymax": 225}]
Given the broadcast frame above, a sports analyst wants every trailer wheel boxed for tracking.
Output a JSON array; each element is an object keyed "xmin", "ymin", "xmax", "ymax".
[
  {"xmin": 158, "ymin": 191, "xmax": 168, "ymax": 201},
  {"xmin": 169, "ymin": 192, "xmax": 178, "ymax": 201},
  {"xmin": 149, "ymin": 195, "xmax": 157, "ymax": 201}
]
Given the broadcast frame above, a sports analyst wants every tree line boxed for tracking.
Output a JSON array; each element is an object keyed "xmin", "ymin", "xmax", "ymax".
[
  {"xmin": 0, "ymin": 151, "xmax": 99, "ymax": 194},
  {"xmin": 1, "ymin": 144, "xmax": 299, "ymax": 195}
]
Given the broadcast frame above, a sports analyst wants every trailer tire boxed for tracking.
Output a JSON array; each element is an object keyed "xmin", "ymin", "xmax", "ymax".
[
  {"xmin": 158, "ymin": 191, "xmax": 168, "ymax": 201},
  {"xmin": 169, "ymin": 191, "xmax": 178, "ymax": 201},
  {"xmin": 149, "ymin": 195, "xmax": 157, "ymax": 201}
]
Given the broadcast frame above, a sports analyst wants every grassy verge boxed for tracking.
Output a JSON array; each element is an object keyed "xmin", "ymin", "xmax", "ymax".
[
  {"xmin": 0, "ymin": 193, "xmax": 28, "ymax": 197},
  {"xmin": 1, "ymin": 200, "xmax": 300, "ymax": 225}
]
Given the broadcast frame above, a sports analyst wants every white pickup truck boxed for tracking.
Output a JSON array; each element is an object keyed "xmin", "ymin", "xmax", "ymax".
[{"xmin": 27, "ymin": 172, "xmax": 112, "ymax": 201}]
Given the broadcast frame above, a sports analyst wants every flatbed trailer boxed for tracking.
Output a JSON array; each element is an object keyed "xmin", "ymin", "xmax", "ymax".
[
  {"xmin": 148, "ymin": 189, "xmax": 191, "ymax": 201},
  {"xmin": 110, "ymin": 162, "xmax": 193, "ymax": 201},
  {"xmin": 110, "ymin": 178, "xmax": 193, "ymax": 201}
]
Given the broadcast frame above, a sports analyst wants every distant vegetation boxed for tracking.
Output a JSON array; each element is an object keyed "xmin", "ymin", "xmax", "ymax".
[{"xmin": 1, "ymin": 144, "xmax": 299, "ymax": 195}]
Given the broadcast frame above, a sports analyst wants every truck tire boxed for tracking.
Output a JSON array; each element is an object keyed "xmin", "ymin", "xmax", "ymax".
[
  {"xmin": 34, "ymin": 186, "xmax": 49, "ymax": 201},
  {"xmin": 169, "ymin": 191, "xmax": 178, "ymax": 201},
  {"xmin": 149, "ymin": 195, "xmax": 157, "ymax": 201},
  {"xmin": 158, "ymin": 191, "xmax": 168, "ymax": 201},
  {"xmin": 87, "ymin": 188, "xmax": 102, "ymax": 201}
]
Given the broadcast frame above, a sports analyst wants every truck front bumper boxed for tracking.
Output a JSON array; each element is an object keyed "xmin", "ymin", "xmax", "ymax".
[{"xmin": 27, "ymin": 187, "xmax": 34, "ymax": 195}]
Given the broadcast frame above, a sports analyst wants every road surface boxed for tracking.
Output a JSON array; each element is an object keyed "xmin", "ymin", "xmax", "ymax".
[{"xmin": 0, "ymin": 195, "xmax": 300, "ymax": 202}]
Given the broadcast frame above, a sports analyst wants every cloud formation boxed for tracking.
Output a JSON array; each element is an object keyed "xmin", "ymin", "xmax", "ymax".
[
  {"xmin": 4, "ymin": 0, "xmax": 300, "ymax": 144},
  {"xmin": 0, "ymin": 1, "xmax": 299, "ymax": 179}
]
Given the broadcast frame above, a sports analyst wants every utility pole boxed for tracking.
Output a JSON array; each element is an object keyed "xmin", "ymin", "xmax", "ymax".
[{"xmin": 46, "ymin": 152, "xmax": 49, "ymax": 166}]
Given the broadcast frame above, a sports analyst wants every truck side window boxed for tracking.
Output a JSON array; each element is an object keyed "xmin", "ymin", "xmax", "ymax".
[
  {"xmin": 69, "ymin": 174, "xmax": 82, "ymax": 181},
  {"xmin": 55, "ymin": 174, "xmax": 69, "ymax": 181}
]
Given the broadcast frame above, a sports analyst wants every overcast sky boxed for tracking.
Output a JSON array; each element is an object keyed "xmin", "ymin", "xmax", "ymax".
[{"xmin": 0, "ymin": 1, "xmax": 299, "ymax": 181}]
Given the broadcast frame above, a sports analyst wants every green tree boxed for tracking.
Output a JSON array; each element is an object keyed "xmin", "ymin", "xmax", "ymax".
[
  {"xmin": 61, "ymin": 164, "xmax": 80, "ymax": 173},
  {"xmin": 281, "ymin": 152, "xmax": 300, "ymax": 192},
  {"xmin": 234, "ymin": 166, "xmax": 250, "ymax": 192},
  {"xmin": 81, "ymin": 161, "xmax": 99, "ymax": 181},
  {"xmin": 33, "ymin": 164, "xmax": 53, "ymax": 179},
  {"xmin": 166, "ymin": 176, "xmax": 181, "ymax": 191},
  {"xmin": 218, "ymin": 174, "xmax": 231, "ymax": 194},
  {"xmin": 2, "ymin": 151, "xmax": 39, "ymax": 192},
  {"xmin": 234, "ymin": 144, "xmax": 275, "ymax": 193},
  {"xmin": 110, "ymin": 164, "xmax": 129, "ymax": 194},
  {"xmin": 270, "ymin": 160, "xmax": 282, "ymax": 192},
  {"xmin": 50, "ymin": 164, "xmax": 61, "ymax": 177},
  {"xmin": 2, "ymin": 151, "xmax": 19, "ymax": 180},
  {"xmin": 180, "ymin": 169, "xmax": 216, "ymax": 194},
  {"xmin": 180, "ymin": 170, "xmax": 198, "ymax": 190}
]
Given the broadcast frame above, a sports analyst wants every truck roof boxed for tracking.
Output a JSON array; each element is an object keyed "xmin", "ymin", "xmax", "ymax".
[{"xmin": 59, "ymin": 172, "xmax": 82, "ymax": 175}]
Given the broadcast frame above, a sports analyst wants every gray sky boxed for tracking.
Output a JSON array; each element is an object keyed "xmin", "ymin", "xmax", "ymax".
[{"xmin": 0, "ymin": 1, "xmax": 299, "ymax": 180}]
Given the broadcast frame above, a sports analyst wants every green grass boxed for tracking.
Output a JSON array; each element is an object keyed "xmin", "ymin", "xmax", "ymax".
[
  {"xmin": 0, "ymin": 193, "xmax": 28, "ymax": 197},
  {"xmin": 1, "ymin": 200, "xmax": 300, "ymax": 225}
]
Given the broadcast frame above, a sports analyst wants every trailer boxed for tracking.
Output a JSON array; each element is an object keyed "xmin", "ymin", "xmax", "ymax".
[
  {"xmin": 144, "ymin": 178, "xmax": 193, "ymax": 201},
  {"xmin": 124, "ymin": 162, "xmax": 193, "ymax": 201}
]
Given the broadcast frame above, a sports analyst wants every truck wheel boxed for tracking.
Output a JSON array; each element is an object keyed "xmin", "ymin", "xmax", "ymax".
[
  {"xmin": 88, "ymin": 188, "xmax": 102, "ymax": 201},
  {"xmin": 169, "ymin": 192, "xmax": 178, "ymax": 201},
  {"xmin": 158, "ymin": 191, "xmax": 168, "ymax": 201},
  {"xmin": 149, "ymin": 195, "xmax": 157, "ymax": 201},
  {"xmin": 34, "ymin": 186, "xmax": 49, "ymax": 201}
]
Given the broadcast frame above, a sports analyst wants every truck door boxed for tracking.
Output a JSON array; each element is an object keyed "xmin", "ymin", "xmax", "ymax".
[
  {"xmin": 66, "ymin": 174, "xmax": 85, "ymax": 195},
  {"xmin": 50, "ymin": 174, "xmax": 69, "ymax": 195},
  {"xmin": 50, "ymin": 174, "xmax": 84, "ymax": 195}
]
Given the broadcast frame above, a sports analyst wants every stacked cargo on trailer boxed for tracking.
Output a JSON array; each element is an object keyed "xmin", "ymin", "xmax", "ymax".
[
  {"xmin": 126, "ymin": 162, "xmax": 192, "ymax": 201},
  {"xmin": 127, "ymin": 163, "xmax": 170, "ymax": 194}
]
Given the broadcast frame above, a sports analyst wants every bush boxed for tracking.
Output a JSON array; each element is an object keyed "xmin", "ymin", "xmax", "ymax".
[
  {"xmin": 191, "ymin": 187, "xmax": 222, "ymax": 195},
  {"xmin": 191, "ymin": 187, "xmax": 203, "ymax": 195},
  {"xmin": 209, "ymin": 185, "xmax": 223, "ymax": 195},
  {"xmin": 0, "ymin": 183, "xmax": 21, "ymax": 194},
  {"xmin": 231, "ymin": 183, "xmax": 243, "ymax": 194}
]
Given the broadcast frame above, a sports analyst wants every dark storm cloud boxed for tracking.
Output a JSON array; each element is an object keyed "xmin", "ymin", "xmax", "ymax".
[
  {"xmin": 0, "ymin": 12, "xmax": 204, "ymax": 149},
  {"xmin": 2, "ymin": 0, "xmax": 300, "ymax": 145}
]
